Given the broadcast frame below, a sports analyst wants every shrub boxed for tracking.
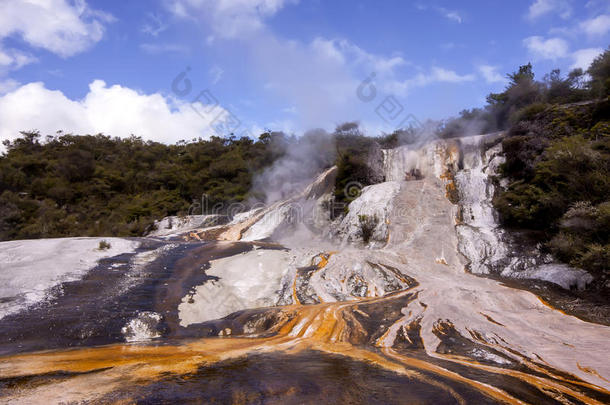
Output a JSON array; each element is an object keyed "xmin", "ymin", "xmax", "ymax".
[
  {"xmin": 499, "ymin": 135, "xmax": 548, "ymax": 180},
  {"xmin": 511, "ymin": 102, "xmax": 548, "ymax": 123},
  {"xmin": 358, "ymin": 214, "xmax": 378, "ymax": 244},
  {"xmin": 596, "ymin": 201, "xmax": 610, "ymax": 233},
  {"xmin": 588, "ymin": 47, "xmax": 610, "ymax": 98},
  {"xmin": 575, "ymin": 244, "xmax": 609, "ymax": 276},
  {"xmin": 559, "ymin": 201, "xmax": 598, "ymax": 234},
  {"xmin": 333, "ymin": 154, "xmax": 371, "ymax": 219},
  {"xmin": 548, "ymin": 232, "xmax": 585, "ymax": 262},
  {"xmin": 494, "ymin": 95, "xmax": 609, "ymax": 280},
  {"xmin": 98, "ymin": 240, "xmax": 111, "ymax": 250},
  {"xmin": 493, "ymin": 183, "xmax": 562, "ymax": 228}
]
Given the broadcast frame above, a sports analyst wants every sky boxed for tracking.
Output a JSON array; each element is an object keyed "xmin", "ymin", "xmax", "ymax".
[{"xmin": 0, "ymin": 0, "xmax": 608, "ymax": 145}]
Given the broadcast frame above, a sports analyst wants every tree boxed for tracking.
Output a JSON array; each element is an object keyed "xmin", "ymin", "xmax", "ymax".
[
  {"xmin": 334, "ymin": 121, "xmax": 362, "ymax": 137},
  {"xmin": 486, "ymin": 63, "xmax": 543, "ymax": 128},
  {"xmin": 544, "ymin": 69, "xmax": 573, "ymax": 104},
  {"xmin": 588, "ymin": 47, "xmax": 610, "ymax": 98}
]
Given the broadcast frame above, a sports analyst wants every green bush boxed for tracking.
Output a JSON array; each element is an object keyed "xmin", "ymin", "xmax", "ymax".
[
  {"xmin": 588, "ymin": 47, "xmax": 610, "ymax": 98},
  {"xmin": 576, "ymin": 244, "xmax": 609, "ymax": 275},
  {"xmin": 548, "ymin": 232, "xmax": 585, "ymax": 263},
  {"xmin": 493, "ymin": 182, "xmax": 563, "ymax": 228},
  {"xmin": 511, "ymin": 102, "xmax": 548, "ymax": 123},
  {"xmin": 358, "ymin": 214, "xmax": 378, "ymax": 244},
  {"xmin": 494, "ymin": 99, "xmax": 609, "ymax": 280}
]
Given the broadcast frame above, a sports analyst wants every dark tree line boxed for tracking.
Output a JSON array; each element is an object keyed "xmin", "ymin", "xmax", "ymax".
[
  {"xmin": 0, "ymin": 133, "xmax": 284, "ymax": 239},
  {"xmin": 438, "ymin": 47, "xmax": 610, "ymax": 139},
  {"xmin": 0, "ymin": 126, "xmax": 394, "ymax": 240}
]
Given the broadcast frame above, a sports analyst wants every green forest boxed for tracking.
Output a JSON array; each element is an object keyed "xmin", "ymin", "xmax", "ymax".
[
  {"xmin": 0, "ymin": 133, "xmax": 280, "ymax": 238},
  {"xmin": 1, "ymin": 49, "xmax": 608, "ymax": 280},
  {"xmin": 0, "ymin": 127, "xmax": 392, "ymax": 240}
]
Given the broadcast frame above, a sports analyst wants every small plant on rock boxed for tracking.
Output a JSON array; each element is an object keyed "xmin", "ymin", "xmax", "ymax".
[{"xmin": 358, "ymin": 214, "xmax": 378, "ymax": 244}]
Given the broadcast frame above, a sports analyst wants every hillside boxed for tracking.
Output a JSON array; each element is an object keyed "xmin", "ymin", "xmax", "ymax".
[{"xmin": 1, "ymin": 50, "xmax": 608, "ymax": 286}]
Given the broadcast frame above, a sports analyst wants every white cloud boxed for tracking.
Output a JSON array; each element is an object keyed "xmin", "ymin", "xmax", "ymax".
[
  {"xmin": 438, "ymin": 7, "xmax": 462, "ymax": 23},
  {"xmin": 547, "ymin": 13, "xmax": 610, "ymax": 40},
  {"xmin": 527, "ymin": 0, "xmax": 572, "ymax": 20},
  {"xmin": 247, "ymin": 34, "xmax": 364, "ymax": 127},
  {"xmin": 141, "ymin": 13, "xmax": 168, "ymax": 37},
  {"xmin": 570, "ymin": 47, "xmax": 603, "ymax": 70},
  {"xmin": 139, "ymin": 43, "xmax": 189, "ymax": 54},
  {"xmin": 0, "ymin": 80, "xmax": 230, "ymax": 146},
  {"xmin": 522, "ymin": 33, "xmax": 603, "ymax": 72},
  {"xmin": 243, "ymin": 33, "xmax": 420, "ymax": 127},
  {"xmin": 0, "ymin": 78, "xmax": 19, "ymax": 95},
  {"xmin": 585, "ymin": 0, "xmax": 610, "ymax": 13},
  {"xmin": 0, "ymin": 0, "xmax": 114, "ymax": 58},
  {"xmin": 312, "ymin": 38, "xmax": 408, "ymax": 74},
  {"xmin": 523, "ymin": 36, "xmax": 569, "ymax": 59},
  {"xmin": 264, "ymin": 118, "xmax": 296, "ymax": 134},
  {"xmin": 248, "ymin": 34, "xmax": 472, "ymax": 129},
  {"xmin": 478, "ymin": 65, "xmax": 506, "ymax": 83},
  {"xmin": 415, "ymin": 4, "xmax": 463, "ymax": 23},
  {"xmin": 0, "ymin": 46, "xmax": 37, "ymax": 70},
  {"xmin": 209, "ymin": 65, "xmax": 224, "ymax": 84},
  {"xmin": 427, "ymin": 67, "xmax": 475, "ymax": 83},
  {"xmin": 168, "ymin": 0, "xmax": 474, "ymax": 131},
  {"xmin": 580, "ymin": 14, "xmax": 610, "ymax": 36},
  {"xmin": 165, "ymin": 0, "xmax": 296, "ymax": 38},
  {"xmin": 310, "ymin": 37, "xmax": 347, "ymax": 65},
  {"xmin": 387, "ymin": 67, "xmax": 475, "ymax": 95}
]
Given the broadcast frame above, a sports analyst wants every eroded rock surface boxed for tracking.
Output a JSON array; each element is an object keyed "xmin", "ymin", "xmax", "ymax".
[{"xmin": 1, "ymin": 136, "xmax": 608, "ymax": 404}]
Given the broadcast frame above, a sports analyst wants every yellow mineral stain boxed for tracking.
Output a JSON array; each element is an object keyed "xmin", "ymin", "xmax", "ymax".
[
  {"xmin": 479, "ymin": 312, "xmax": 505, "ymax": 327},
  {"xmin": 578, "ymin": 363, "xmax": 610, "ymax": 384},
  {"xmin": 1, "ymin": 279, "xmax": 607, "ymax": 404},
  {"xmin": 435, "ymin": 257, "xmax": 448, "ymax": 265},
  {"xmin": 383, "ymin": 348, "xmax": 526, "ymax": 405},
  {"xmin": 312, "ymin": 251, "xmax": 338, "ymax": 269},
  {"xmin": 291, "ymin": 274, "xmax": 300, "ymax": 305},
  {"xmin": 464, "ymin": 326, "xmax": 608, "ymax": 396},
  {"xmin": 438, "ymin": 354, "xmax": 610, "ymax": 405},
  {"xmin": 537, "ymin": 295, "xmax": 574, "ymax": 318}
]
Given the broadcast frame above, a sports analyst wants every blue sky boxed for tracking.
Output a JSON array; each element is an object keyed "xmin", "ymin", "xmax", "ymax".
[{"xmin": 0, "ymin": 0, "xmax": 608, "ymax": 145}]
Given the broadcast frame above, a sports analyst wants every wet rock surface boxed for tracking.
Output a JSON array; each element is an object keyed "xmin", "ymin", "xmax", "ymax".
[{"xmin": 1, "ymin": 135, "xmax": 609, "ymax": 404}]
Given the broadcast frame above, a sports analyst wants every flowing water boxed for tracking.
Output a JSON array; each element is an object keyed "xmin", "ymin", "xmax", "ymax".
[{"xmin": 0, "ymin": 135, "xmax": 609, "ymax": 404}]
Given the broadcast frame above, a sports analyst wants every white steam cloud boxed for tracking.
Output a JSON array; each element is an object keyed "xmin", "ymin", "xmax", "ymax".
[{"xmin": 0, "ymin": 80, "xmax": 228, "ymax": 148}]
